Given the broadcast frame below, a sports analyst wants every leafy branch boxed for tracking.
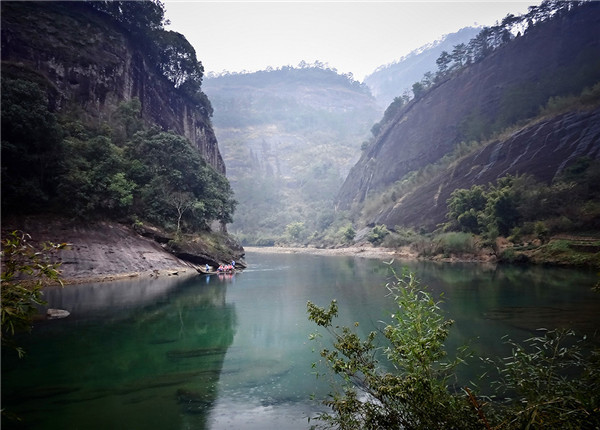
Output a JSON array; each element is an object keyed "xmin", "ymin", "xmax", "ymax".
[{"xmin": 1, "ymin": 231, "xmax": 66, "ymax": 357}]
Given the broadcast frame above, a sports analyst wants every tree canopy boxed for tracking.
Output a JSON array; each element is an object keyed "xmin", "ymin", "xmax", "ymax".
[
  {"xmin": 1, "ymin": 82, "xmax": 235, "ymax": 232},
  {"xmin": 84, "ymin": 0, "xmax": 210, "ymax": 111}
]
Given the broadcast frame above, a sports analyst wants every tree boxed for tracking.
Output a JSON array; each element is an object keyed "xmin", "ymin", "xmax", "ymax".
[
  {"xmin": 165, "ymin": 190, "xmax": 199, "ymax": 234},
  {"xmin": 125, "ymin": 129, "xmax": 236, "ymax": 230},
  {"xmin": 411, "ymin": 82, "xmax": 425, "ymax": 99},
  {"xmin": 87, "ymin": 0, "xmax": 167, "ymax": 34},
  {"xmin": 1, "ymin": 231, "xmax": 65, "ymax": 357},
  {"xmin": 286, "ymin": 221, "xmax": 305, "ymax": 241},
  {"xmin": 341, "ymin": 224, "xmax": 356, "ymax": 243},
  {"xmin": 367, "ymin": 224, "xmax": 389, "ymax": 245},
  {"xmin": 436, "ymin": 51, "xmax": 452, "ymax": 75},
  {"xmin": 480, "ymin": 176, "xmax": 522, "ymax": 237},
  {"xmin": 489, "ymin": 329, "xmax": 600, "ymax": 428},
  {"xmin": 156, "ymin": 31, "xmax": 204, "ymax": 91},
  {"xmin": 451, "ymin": 43, "xmax": 467, "ymax": 68},
  {"xmin": 446, "ymin": 186, "xmax": 486, "ymax": 233}
]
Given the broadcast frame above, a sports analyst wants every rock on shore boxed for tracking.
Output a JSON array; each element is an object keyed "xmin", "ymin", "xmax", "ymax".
[{"xmin": 2, "ymin": 216, "xmax": 200, "ymax": 284}]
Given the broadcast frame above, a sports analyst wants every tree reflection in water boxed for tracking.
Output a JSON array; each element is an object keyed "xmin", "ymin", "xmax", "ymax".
[{"xmin": 2, "ymin": 274, "xmax": 237, "ymax": 430}]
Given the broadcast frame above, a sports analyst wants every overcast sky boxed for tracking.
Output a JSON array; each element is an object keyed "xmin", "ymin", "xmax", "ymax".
[{"xmin": 163, "ymin": 1, "xmax": 535, "ymax": 81}]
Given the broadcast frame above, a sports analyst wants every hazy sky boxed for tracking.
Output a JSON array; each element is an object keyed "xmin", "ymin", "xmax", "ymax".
[{"xmin": 163, "ymin": 1, "xmax": 534, "ymax": 81}]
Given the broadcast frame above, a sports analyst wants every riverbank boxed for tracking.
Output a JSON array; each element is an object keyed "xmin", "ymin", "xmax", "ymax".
[
  {"xmin": 246, "ymin": 235, "xmax": 600, "ymax": 268},
  {"xmin": 245, "ymin": 245, "xmax": 418, "ymax": 260},
  {"xmin": 1, "ymin": 216, "xmax": 222, "ymax": 285}
]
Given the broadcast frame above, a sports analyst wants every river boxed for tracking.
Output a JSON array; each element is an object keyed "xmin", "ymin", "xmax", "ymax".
[{"xmin": 2, "ymin": 251, "xmax": 599, "ymax": 429}]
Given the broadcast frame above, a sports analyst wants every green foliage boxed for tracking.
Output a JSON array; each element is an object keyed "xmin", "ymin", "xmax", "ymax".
[
  {"xmin": 446, "ymin": 175, "xmax": 528, "ymax": 237},
  {"xmin": 540, "ymin": 82, "xmax": 600, "ymax": 117},
  {"xmin": 438, "ymin": 232, "xmax": 477, "ymax": 255},
  {"xmin": 371, "ymin": 95, "xmax": 409, "ymax": 137},
  {"xmin": 307, "ymin": 269, "xmax": 479, "ymax": 429},
  {"xmin": 388, "ymin": 1, "xmax": 598, "ymax": 142},
  {"xmin": 1, "ymin": 92, "xmax": 235, "ymax": 232},
  {"xmin": 381, "ymin": 227, "xmax": 422, "ymax": 248},
  {"xmin": 1, "ymin": 77, "xmax": 63, "ymax": 213},
  {"xmin": 447, "ymin": 186, "xmax": 486, "ymax": 233},
  {"xmin": 124, "ymin": 126, "xmax": 236, "ymax": 229},
  {"xmin": 204, "ymin": 65, "xmax": 379, "ymax": 243},
  {"xmin": 367, "ymin": 224, "xmax": 389, "ymax": 245},
  {"xmin": 340, "ymin": 224, "xmax": 356, "ymax": 243},
  {"xmin": 534, "ymin": 221, "xmax": 549, "ymax": 243},
  {"xmin": 445, "ymin": 159, "xmax": 600, "ymax": 242},
  {"xmin": 531, "ymin": 239, "xmax": 600, "ymax": 268},
  {"xmin": 286, "ymin": 221, "xmax": 306, "ymax": 242},
  {"xmin": 359, "ymin": 140, "xmax": 483, "ymax": 227},
  {"xmin": 308, "ymin": 270, "xmax": 600, "ymax": 429},
  {"xmin": 1, "ymin": 231, "xmax": 65, "ymax": 357},
  {"xmin": 85, "ymin": 0, "xmax": 211, "ymax": 110},
  {"xmin": 487, "ymin": 329, "xmax": 600, "ymax": 429}
]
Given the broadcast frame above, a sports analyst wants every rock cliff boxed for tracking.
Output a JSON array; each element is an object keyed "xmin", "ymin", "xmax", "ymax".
[
  {"xmin": 336, "ymin": 2, "xmax": 600, "ymax": 223},
  {"xmin": 1, "ymin": 1, "xmax": 225, "ymax": 174},
  {"xmin": 0, "ymin": 2, "xmax": 244, "ymax": 279},
  {"xmin": 375, "ymin": 106, "xmax": 600, "ymax": 230}
]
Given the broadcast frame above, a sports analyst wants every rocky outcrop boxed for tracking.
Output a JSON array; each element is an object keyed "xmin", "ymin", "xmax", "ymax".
[
  {"xmin": 337, "ymin": 3, "xmax": 600, "ymax": 213},
  {"xmin": 2, "ymin": 216, "xmax": 245, "ymax": 283},
  {"xmin": 374, "ymin": 107, "xmax": 600, "ymax": 230},
  {"xmin": 0, "ymin": 1, "xmax": 225, "ymax": 174},
  {"xmin": 3, "ymin": 216, "xmax": 195, "ymax": 283}
]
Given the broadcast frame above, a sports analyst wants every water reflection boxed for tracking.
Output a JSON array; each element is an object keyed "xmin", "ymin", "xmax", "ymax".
[
  {"xmin": 2, "ymin": 274, "xmax": 237, "ymax": 430},
  {"xmin": 2, "ymin": 255, "xmax": 599, "ymax": 430}
]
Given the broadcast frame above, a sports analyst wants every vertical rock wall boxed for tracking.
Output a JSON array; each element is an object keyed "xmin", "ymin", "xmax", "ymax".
[{"xmin": 1, "ymin": 1, "xmax": 225, "ymax": 175}]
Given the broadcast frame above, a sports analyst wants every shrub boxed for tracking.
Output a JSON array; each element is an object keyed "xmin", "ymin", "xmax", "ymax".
[
  {"xmin": 307, "ymin": 270, "xmax": 600, "ymax": 429},
  {"xmin": 534, "ymin": 221, "xmax": 549, "ymax": 243},
  {"xmin": 307, "ymin": 269, "xmax": 479, "ymax": 429},
  {"xmin": 1, "ymin": 231, "xmax": 65, "ymax": 357},
  {"xmin": 438, "ymin": 232, "xmax": 477, "ymax": 254},
  {"xmin": 339, "ymin": 224, "xmax": 356, "ymax": 244},
  {"xmin": 367, "ymin": 224, "xmax": 389, "ymax": 246}
]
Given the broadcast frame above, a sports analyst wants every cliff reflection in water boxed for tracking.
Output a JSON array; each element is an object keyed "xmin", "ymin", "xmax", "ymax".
[{"xmin": 2, "ymin": 274, "xmax": 237, "ymax": 430}]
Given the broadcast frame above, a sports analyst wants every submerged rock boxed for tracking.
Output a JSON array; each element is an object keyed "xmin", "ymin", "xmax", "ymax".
[{"xmin": 47, "ymin": 309, "xmax": 70, "ymax": 319}]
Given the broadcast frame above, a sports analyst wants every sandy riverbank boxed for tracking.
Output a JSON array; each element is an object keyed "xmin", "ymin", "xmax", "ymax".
[{"xmin": 244, "ymin": 245, "xmax": 419, "ymax": 260}]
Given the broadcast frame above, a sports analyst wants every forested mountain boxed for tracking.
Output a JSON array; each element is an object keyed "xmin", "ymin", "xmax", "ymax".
[
  {"xmin": 337, "ymin": 1, "xmax": 600, "ymax": 235},
  {"xmin": 203, "ymin": 65, "xmax": 382, "ymax": 244},
  {"xmin": 1, "ymin": 1, "xmax": 234, "ymax": 230},
  {"xmin": 364, "ymin": 27, "xmax": 480, "ymax": 109},
  {"xmin": 1, "ymin": 1, "xmax": 243, "ymax": 269}
]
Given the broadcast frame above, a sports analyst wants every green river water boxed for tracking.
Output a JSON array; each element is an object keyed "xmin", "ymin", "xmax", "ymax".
[{"xmin": 2, "ymin": 251, "xmax": 599, "ymax": 429}]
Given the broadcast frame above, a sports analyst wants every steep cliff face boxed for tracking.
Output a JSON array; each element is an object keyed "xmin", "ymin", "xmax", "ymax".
[
  {"xmin": 375, "ymin": 107, "xmax": 600, "ymax": 230},
  {"xmin": 337, "ymin": 3, "xmax": 600, "ymax": 215},
  {"xmin": 1, "ymin": 1, "xmax": 225, "ymax": 174}
]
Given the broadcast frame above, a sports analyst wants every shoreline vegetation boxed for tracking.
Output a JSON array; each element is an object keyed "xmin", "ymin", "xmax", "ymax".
[
  {"xmin": 246, "ymin": 234, "xmax": 600, "ymax": 269},
  {"xmin": 55, "ymin": 235, "xmax": 600, "ymax": 286}
]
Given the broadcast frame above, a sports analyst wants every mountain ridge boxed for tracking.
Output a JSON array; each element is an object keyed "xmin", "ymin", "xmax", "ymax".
[
  {"xmin": 364, "ymin": 26, "xmax": 481, "ymax": 108},
  {"xmin": 203, "ymin": 65, "xmax": 382, "ymax": 242}
]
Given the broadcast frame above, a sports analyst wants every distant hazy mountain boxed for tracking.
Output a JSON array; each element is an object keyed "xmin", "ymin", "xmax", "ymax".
[
  {"xmin": 203, "ymin": 66, "xmax": 382, "ymax": 244},
  {"xmin": 364, "ymin": 27, "xmax": 481, "ymax": 108}
]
